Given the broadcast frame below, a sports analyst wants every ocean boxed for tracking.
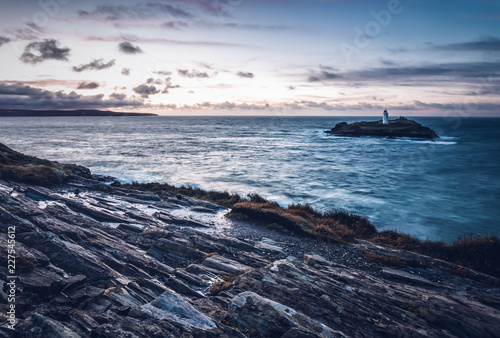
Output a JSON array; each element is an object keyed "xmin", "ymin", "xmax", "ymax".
[{"xmin": 1, "ymin": 115, "xmax": 499, "ymax": 242}]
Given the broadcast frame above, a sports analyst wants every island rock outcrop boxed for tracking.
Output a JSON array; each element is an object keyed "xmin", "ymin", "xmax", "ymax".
[{"xmin": 326, "ymin": 117, "xmax": 439, "ymax": 139}]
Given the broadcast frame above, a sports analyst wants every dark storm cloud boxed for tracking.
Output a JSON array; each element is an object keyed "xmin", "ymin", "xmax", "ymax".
[
  {"xmin": 236, "ymin": 71, "xmax": 254, "ymax": 78},
  {"xmin": 77, "ymin": 82, "xmax": 100, "ymax": 89},
  {"xmin": 133, "ymin": 84, "xmax": 159, "ymax": 98},
  {"xmin": 308, "ymin": 71, "xmax": 341, "ymax": 82},
  {"xmin": 432, "ymin": 37, "xmax": 500, "ymax": 52},
  {"xmin": 72, "ymin": 59, "xmax": 116, "ymax": 72},
  {"xmin": 20, "ymin": 39, "xmax": 70, "ymax": 65},
  {"xmin": 121, "ymin": 68, "xmax": 131, "ymax": 75},
  {"xmin": 119, "ymin": 41, "xmax": 143, "ymax": 54},
  {"xmin": 78, "ymin": 3, "xmax": 192, "ymax": 21},
  {"xmin": 0, "ymin": 36, "xmax": 10, "ymax": 47},
  {"xmin": 0, "ymin": 83, "xmax": 143, "ymax": 109},
  {"xmin": 177, "ymin": 69, "xmax": 209, "ymax": 78}
]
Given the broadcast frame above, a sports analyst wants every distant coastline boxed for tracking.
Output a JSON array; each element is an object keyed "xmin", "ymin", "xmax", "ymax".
[{"xmin": 0, "ymin": 109, "xmax": 158, "ymax": 117}]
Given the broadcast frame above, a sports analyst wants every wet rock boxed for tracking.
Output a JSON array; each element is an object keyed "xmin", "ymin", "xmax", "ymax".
[
  {"xmin": 147, "ymin": 238, "xmax": 206, "ymax": 266},
  {"xmin": 191, "ymin": 206, "xmax": 217, "ymax": 214},
  {"xmin": 202, "ymin": 255, "xmax": 251, "ymax": 275},
  {"xmin": 139, "ymin": 289, "xmax": 218, "ymax": 330},
  {"xmin": 30, "ymin": 313, "xmax": 81, "ymax": 338},
  {"xmin": 18, "ymin": 268, "xmax": 65, "ymax": 300},
  {"xmin": 228, "ymin": 291, "xmax": 343, "ymax": 337},
  {"xmin": 254, "ymin": 237, "xmax": 285, "ymax": 255}
]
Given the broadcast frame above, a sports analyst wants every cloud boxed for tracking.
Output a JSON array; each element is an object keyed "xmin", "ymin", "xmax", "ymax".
[
  {"xmin": 7, "ymin": 22, "xmax": 45, "ymax": 40},
  {"xmin": 146, "ymin": 78, "xmax": 163, "ymax": 85},
  {"xmin": 306, "ymin": 61, "xmax": 500, "ymax": 86},
  {"xmin": 236, "ymin": 71, "xmax": 254, "ymax": 78},
  {"xmin": 72, "ymin": 59, "xmax": 116, "ymax": 72},
  {"xmin": 0, "ymin": 36, "xmax": 10, "ymax": 47},
  {"xmin": 84, "ymin": 34, "xmax": 249, "ymax": 48},
  {"xmin": 319, "ymin": 65, "xmax": 337, "ymax": 71},
  {"xmin": 308, "ymin": 71, "xmax": 341, "ymax": 82},
  {"xmin": 122, "ymin": 68, "xmax": 131, "ymax": 75},
  {"xmin": 119, "ymin": 41, "xmax": 143, "ymax": 54},
  {"xmin": 110, "ymin": 93, "xmax": 127, "ymax": 100},
  {"xmin": 77, "ymin": 82, "xmax": 99, "ymax": 90},
  {"xmin": 161, "ymin": 21, "xmax": 189, "ymax": 29},
  {"xmin": 153, "ymin": 70, "xmax": 172, "ymax": 76},
  {"xmin": 133, "ymin": 84, "xmax": 159, "ymax": 98},
  {"xmin": 432, "ymin": 37, "xmax": 500, "ymax": 52},
  {"xmin": 20, "ymin": 39, "xmax": 70, "ymax": 65},
  {"xmin": 221, "ymin": 23, "xmax": 288, "ymax": 31},
  {"xmin": 177, "ymin": 69, "xmax": 210, "ymax": 78},
  {"xmin": 0, "ymin": 82, "xmax": 53, "ymax": 98},
  {"xmin": 162, "ymin": 77, "xmax": 180, "ymax": 94},
  {"xmin": 78, "ymin": 3, "xmax": 192, "ymax": 21},
  {"xmin": 0, "ymin": 82, "xmax": 143, "ymax": 110}
]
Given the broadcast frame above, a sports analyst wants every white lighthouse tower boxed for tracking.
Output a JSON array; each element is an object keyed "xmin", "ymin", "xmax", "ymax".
[{"xmin": 383, "ymin": 109, "xmax": 389, "ymax": 124}]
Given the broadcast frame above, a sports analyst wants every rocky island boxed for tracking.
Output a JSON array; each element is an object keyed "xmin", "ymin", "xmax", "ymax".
[
  {"xmin": 326, "ymin": 113, "xmax": 439, "ymax": 139},
  {"xmin": 0, "ymin": 143, "xmax": 499, "ymax": 337}
]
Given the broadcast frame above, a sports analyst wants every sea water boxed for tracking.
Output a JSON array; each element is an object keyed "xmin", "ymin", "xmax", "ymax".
[{"xmin": 1, "ymin": 115, "xmax": 499, "ymax": 242}]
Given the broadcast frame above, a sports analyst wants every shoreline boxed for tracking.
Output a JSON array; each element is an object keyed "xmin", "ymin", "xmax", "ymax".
[{"xmin": 0, "ymin": 142, "xmax": 499, "ymax": 336}]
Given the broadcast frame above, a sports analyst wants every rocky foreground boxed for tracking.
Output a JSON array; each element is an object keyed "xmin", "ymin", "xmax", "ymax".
[
  {"xmin": 0, "ymin": 148, "xmax": 499, "ymax": 337},
  {"xmin": 325, "ymin": 117, "xmax": 439, "ymax": 139}
]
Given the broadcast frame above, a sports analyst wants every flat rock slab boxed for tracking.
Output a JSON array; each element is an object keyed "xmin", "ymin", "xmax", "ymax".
[
  {"xmin": 140, "ymin": 289, "xmax": 218, "ymax": 330},
  {"xmin": 202, "ymin": 255, "xmax": 251, "ymax": 275},
  {"xmin": 229, "ymin": 291, "xmax": 343, "ymax": 338},
  {"xmin": 382, "ymin": 267, "xmax": 445, "ymax": 288}
]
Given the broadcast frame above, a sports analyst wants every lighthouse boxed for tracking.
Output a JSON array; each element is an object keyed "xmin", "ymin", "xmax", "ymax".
[{"xmin": 383, "ymin": 109, "xmax": 389, "ymax": 124}]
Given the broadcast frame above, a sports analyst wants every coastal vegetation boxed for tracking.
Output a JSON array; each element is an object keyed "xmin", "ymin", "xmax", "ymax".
[{"xmin": 125, "ymin": 181, "xmax": 500, "ymax": 278}]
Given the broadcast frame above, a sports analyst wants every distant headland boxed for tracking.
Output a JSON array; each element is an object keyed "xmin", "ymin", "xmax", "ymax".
[
  {"xmin": 325, "ymin": 110, "xmax": 439, "ymax": 139},
  {"xmin": 0, "ymin": 109, "xmax": 158, "ymax": 117}
]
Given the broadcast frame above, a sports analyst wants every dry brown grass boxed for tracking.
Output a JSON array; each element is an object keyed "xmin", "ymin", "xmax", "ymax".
[
  {"xmin": 208, "ymin": 272, "xmax": 243, "ymax": 296},
  {"xmin": 0, "ymin": 164, "xmax": 65, "ymax": 187},
  {"xmin": 359, "ymin": 250, "xmax": 406, "ymax": 268}
]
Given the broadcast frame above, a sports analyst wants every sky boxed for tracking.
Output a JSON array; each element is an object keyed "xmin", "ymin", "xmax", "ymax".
[{"xmin": 0, "ymin": 0, "xmax": 499, "ymax": 115}]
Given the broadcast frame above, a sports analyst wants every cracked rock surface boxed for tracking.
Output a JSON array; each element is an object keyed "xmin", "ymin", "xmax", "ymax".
[{"xmin": 0, "ymin": 175, "xmax": 499, "ymax": 337}]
